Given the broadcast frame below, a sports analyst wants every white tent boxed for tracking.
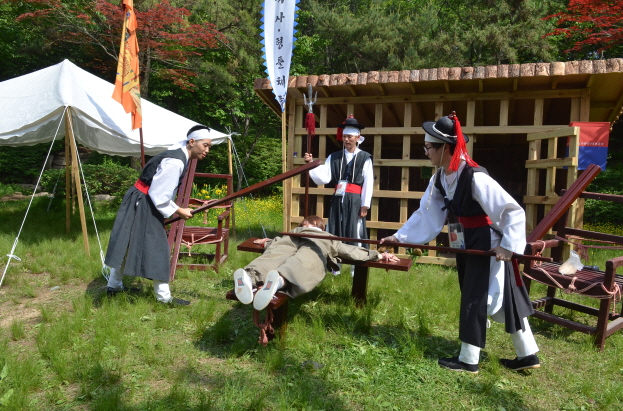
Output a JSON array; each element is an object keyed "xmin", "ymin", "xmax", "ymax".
[{"xmin": 0, "ymin": 59, "xmax": 229, "ymax": 156}]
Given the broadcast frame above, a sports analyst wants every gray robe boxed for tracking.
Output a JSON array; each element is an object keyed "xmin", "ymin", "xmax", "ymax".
[{"xmin": 246, "ymin": 227, "xmax": 380, "ymax": 298}]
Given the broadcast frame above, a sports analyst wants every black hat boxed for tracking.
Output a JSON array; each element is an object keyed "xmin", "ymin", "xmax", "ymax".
[
  {"xmin": 336, "ymin": 115, "xmax": 366, "ymax": 130},
  {"xmin": 422, "ymin": 115, "xmax": 469, "ymax": 144}
]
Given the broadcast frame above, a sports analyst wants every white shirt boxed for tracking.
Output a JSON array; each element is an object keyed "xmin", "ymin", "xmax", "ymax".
[
  {"xmin": 394, "ymin": 162, "xmax": 527, "ymax": 316},
  {"xmin": 148, "ymin": 149, "xmax": 189, "ymax": 218},
  {"xmin": 309, "ymin": 147, "xmax": 374, "ymax": 208}
]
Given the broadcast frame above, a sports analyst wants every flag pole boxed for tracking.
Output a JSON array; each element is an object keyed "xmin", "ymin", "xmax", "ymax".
[{"xmin": 139, "ymin": 127, "xmax": 145, "ymax": 167}]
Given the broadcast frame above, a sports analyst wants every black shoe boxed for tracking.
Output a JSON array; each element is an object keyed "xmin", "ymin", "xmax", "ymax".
[
  {"xmin": 106, "ymin": 287, "xmax": 141, "ymax": 296},
  {"xmin": 161, "ymin": 297, "xmax": 191, "ymax": 306},
  {"xmin": 438, "ymin": 356, "xmax": 479, "ymax": 374},
  {"xmin": 499, "ymin": 354, "xmax": 540, "ymax": 371}
]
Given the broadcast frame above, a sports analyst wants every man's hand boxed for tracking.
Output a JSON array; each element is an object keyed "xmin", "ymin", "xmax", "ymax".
[
  {"xmin": 253, "ymin": 238, "xmax": 271, "ymax": 247},
  {"xmin": 492, "ymin": 245, "xmax": 513, "ymax": 262},
  {"xmin": 175, "ymin": 207, "xmax": 193, "ymax": 220},
  {"xmin": 379, "ymin": 251, "xmax": 399, "ymax": 263},
  {"xmin": 303, "ymin": 153, "xmax": 313, "ymax": 163},
  {"xmin": 359, "ymin": 206, "xmax": 368, "ymax": 218},
  {"xmin": 379, "ymin": 235, "xmax": 397, "ymax": 244}
]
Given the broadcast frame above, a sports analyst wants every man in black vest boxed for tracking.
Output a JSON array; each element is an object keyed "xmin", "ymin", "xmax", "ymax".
[
  {"xmin": 381, "ymin": 113, "xmax": 540, "ymax": 374},
  {"xmin": 105, "ymin": 125, "xmax": 215, "ymax": 305},
  {"xmin": 303, "ymin": 115, "xmax": 373, "ymax": 259}
]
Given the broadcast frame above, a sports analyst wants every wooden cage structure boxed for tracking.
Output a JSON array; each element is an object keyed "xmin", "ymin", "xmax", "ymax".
[{"xmin": 255, "ymin": 59, "xmax": 623, "ymax": 263}]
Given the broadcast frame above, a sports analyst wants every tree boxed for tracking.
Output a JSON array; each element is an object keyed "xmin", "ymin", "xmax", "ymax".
[
  {"xmin": 294, "ymin": 0, "xmax": 566, "ymax": 74},
  {"xmin": 13, "ymin": 0, "xmax": 224, "ymax": 95},
  {"xmin": 544, "ymin": 0, "xmax": 623, "ymax": 59}
]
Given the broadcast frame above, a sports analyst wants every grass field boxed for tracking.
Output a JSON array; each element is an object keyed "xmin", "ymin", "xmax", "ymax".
[{"xmin": 1, "ymin": 196, "xmax": 623, "ymax": 410}]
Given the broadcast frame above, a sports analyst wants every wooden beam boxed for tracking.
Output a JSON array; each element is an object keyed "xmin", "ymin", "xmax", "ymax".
[
  {"xmin": 294, "ymin": 125, "xmax": 568, "ymax": 136},
  {"xmin": 525, "ymin": 158, "xmax": 576, "ymax": 168},
  {"xmin": 299, "ymin": 89, "xmax": 583, "ymax": 106},
  {"xmin": 527, "ymin": 126, "xmax": 578, "ymax": 141},
  {"xmin": 580, "ymin": 88, "xmax": 591, "ymax": 121}
]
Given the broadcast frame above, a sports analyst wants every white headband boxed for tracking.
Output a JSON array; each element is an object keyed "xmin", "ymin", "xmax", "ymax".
[
  {"xmin": 343, "ymin": 126, "xmax": 360, "ymax": 136},
  {"xmin": 187, "ymin": 128, "xmax": 212, "ymax": 141},
  {"xmin": 424, "ymin": 132, "xmax": 446, "ymax": 144}
]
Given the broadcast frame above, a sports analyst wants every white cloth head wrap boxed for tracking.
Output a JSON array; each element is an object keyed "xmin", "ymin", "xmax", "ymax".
[
  {"xmin": 424, "ymin": 132, "xmax": 446, "ymax": 144},
  {"xmin": 342, "ymin": 126, "xmax": 365, "ymax": 144},
  {"xmin": 171, "ymin": 127, "xmax": 213, "ymax": 149}
]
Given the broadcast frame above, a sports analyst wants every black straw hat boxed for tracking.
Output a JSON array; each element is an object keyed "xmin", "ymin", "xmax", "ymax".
[
  {"xmin": 422, "ymin": 115, "xmax": 469, "ymax": 144},
  {"xmin": 336, "ymin": 115, "xmax": 366, "ymax": 130}
]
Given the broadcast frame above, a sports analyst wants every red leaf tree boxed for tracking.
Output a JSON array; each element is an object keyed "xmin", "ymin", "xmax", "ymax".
[
  {"xmin": 14, "ymin": 0, "xmax": 225, "ymax": 95},
  {"xmin": 545, "ymin": 0, "xmax": 623, "ymax": 56}
]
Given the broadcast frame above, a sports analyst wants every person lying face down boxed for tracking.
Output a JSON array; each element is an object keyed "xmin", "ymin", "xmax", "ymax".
[{"xmin": 234, "ymin": 215, "xmax": 399, "ymax": 310}]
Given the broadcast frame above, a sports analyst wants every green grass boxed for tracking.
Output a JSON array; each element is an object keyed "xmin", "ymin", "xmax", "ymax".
[{"xmin": 1, "ymin": 196, "xmax": 623, "ymax": 410}]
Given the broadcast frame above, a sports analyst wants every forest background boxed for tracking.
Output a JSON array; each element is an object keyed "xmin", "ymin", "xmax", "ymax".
[{"xmin": 0, "ymin": 0, "xmax": 622, "ymax": 203}]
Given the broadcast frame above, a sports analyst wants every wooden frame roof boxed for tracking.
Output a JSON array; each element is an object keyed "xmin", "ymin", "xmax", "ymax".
[{"xmin": 255, "ymin": 59, "xmax": 623, "ymax": 127}]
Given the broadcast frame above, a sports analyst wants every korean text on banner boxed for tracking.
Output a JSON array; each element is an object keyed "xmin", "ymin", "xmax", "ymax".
[
  {"xmin": 261, "ymin": 0, "xmax": 299, "ymax": 112},
  {"xmin": 112, "ymin": 0, "xmax": 142, "ymax": 130}
]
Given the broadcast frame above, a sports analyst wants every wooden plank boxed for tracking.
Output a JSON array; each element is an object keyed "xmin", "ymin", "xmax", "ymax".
[
  {"xmin": 416, "ymin": 256, "xmax": 457, "ymax": 266},
  {"xmin": 466, "ymin": 100, "xmax": 475, "ymax": 155},
  {"xmin": 295, "ymin": 125, "xmax": 568, "ymax": 136},
  {"xmin": 526, "ymin": 126, "xmax": 578, "ymax": 141},
  {"xmin": 523, "ymin": 195, "xmax": 560, "ymax": 205},
  {"xmin": 525, "ymin": 158, "xmax": 576, "ymax": 168},
  {"xmin": 526, "ymin": 163, "xmax": 600, "ymax": 242},
  {"xmin": 580, "ymin": 88, "xmax": 591, "ymax": 121},
  {"xmin": 291, "ymin": 187, "xmax": 424, "ymax": 199},
  {"xmin": 400, "ymin": 103, "xmax": 412, "ymax": 254},
  {"xmin": 435, "ymin": 101, "xmax": 444, "ymax": 120},
  {"xmin": 499, "ymin": 99, "xmax": 509, "ymax": 126}
]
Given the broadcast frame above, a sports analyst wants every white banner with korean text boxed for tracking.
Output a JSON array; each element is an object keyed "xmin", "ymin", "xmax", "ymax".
[{"xmin": 261, "ymin": 0, "xmax": 299, "ymax": 112}]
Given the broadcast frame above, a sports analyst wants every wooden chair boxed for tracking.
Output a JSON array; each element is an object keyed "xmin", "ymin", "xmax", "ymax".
[
  {"xmin": 168, "ymin": 159, "xmax": 233, "ymax": 280},
  {"xmin": 523, "ymin": 165, "xmax": 623, "ymax": 350}
]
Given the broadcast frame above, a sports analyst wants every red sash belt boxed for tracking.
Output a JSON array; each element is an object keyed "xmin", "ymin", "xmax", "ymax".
[
  {"xmin": 457, "ymin": 215, "xmax": 492, "ymax": 228},
  {"xmin": 134, "ymin": 179, "xmax": 150, "ymax": 194},
  {"xmin": 335, "ymin": 183, "xmax": 362, "ymax": 194}
]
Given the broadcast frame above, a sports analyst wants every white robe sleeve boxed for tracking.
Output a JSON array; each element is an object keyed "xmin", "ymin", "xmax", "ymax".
[
  {"xmin": 393, "ymin": 175, "xmax": 447, "ymax": 244},
  {"xmin": 308, "ymin": 153, "xmax": 333, "ymax": 185},
  {"xmin": 361, "ymin": 158, "xmax": 373, "ymax": 208},
  {"xmin": 471, "ymin": 172, "xmax": 526, "ymax": 254},
  {"xmin": 148, "ymin": 157, "xmax": 185, "ymax": 218}
]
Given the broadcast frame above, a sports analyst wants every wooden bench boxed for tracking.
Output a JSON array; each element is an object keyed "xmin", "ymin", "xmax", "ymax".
[
  {"xmin": 523, "ymin": 189, "xmax": 623, "ymax": 350},
  {"xmin": 228, "ymin": 237, "xmax": 413, "ymax": 344}
]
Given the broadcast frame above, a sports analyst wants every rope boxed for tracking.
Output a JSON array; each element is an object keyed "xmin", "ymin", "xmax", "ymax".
[
  {"xmin": 252, "ymin": 306, "xmax": 275, "ymax": 346},
  {"xmin": 67, "ymin": 112, "xmax": 108, "ymax": 280},
  {"xmin": 1, "ymin": 107, "xmax": 67, "ymax": 289},
  {"xmin": 523, "ymin": 240, "xmax": 622, "ymax": 313},
  {"xmin": 554, "ymin": 235, "xmax": 623, "ymax": 263}
]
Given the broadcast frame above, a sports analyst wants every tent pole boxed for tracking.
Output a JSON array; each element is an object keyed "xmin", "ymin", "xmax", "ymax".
[
  {"xmin": 66, "ymin": 110, "xmax": 91, "ymax": 256},
  {"xmin": 65, "ymin": 112, "xmax": 71, "ymax": 233}
]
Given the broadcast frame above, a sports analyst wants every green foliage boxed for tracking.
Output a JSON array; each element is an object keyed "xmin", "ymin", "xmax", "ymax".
[
  {"xmin": 0, "ymin": 142, "xmax": 63, "ymax": 184},
  {"xmin": 39, "ymin": 158, "xmax": 139, "ymax": 201}
]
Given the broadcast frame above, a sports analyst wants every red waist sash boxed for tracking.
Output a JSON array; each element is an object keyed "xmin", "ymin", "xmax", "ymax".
[
  {"xmin": 134, "ymin": 179, "xmax": 150, "ymax": 194},
  {"xmin": 335, "ymin": 183, "xmax": 362, "ymax": 194},
  {"xmin": 457, "ymin": 215, "xmax": 492, "ymax": 228}
]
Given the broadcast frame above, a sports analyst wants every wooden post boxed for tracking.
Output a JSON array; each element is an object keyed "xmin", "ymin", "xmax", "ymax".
[
  {"xmin": 371, "ymin": 104, "xmax": 382, "ymax": 248},
  {"xmin": 399, "ymin": 103, "xmax": 412, "ymax": 256},
  {"xmin": 316, "ymin": 104, "xmax": 327, "ymax": 220},
  {"xmin": 66, "ymin": 110, "xmax": 90, "ymax": 256}
]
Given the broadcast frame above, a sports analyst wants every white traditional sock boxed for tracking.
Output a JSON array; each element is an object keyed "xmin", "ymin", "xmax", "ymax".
[
  {"xmin": 153, "ymin": 280, "xmax": 172, "ymax": 303},
  {"xmin": 458, "ymin": 342, "xmax": 480, "ymax": 365},
  {"xmin": 107, "ymin": 267, "xmax": 124, "ymax": 290}
]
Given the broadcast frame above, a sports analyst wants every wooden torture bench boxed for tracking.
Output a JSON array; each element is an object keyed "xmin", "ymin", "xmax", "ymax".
[
  {"xmin": 227, "ymin": 237, "xmax": 413, "ymax": 345},
  {"xmin": 522, "ymin": 164, "xmax": 623, "ymax": 350},
  {"xmin": 168, "ymin": 159, "xmax": 233, "ymax": 280}
]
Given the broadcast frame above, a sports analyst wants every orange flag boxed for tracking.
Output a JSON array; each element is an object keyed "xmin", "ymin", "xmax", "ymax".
[{"xmin": 112, "ymin": 0, "xmax": 142, "ymax": 130}]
